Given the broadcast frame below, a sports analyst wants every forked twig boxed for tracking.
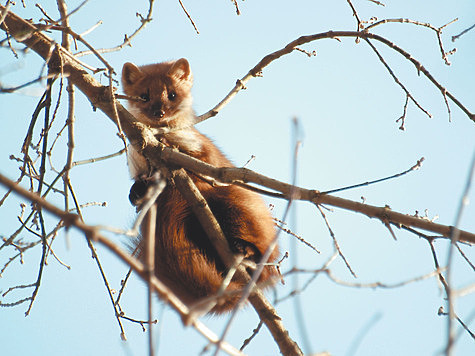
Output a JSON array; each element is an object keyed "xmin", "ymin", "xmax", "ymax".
[
  {"xmin": 74, "ymin": 0, "xmax": 155, "ymax": 57},
  {"xmin": 195, "ymin": 31, "xmax": 473, "ymax": 124}
]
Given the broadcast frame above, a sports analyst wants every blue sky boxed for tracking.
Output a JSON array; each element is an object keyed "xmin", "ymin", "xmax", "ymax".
[{"xmin": 1, "ymin": 1, "xmax": 474, "ymax": 355}]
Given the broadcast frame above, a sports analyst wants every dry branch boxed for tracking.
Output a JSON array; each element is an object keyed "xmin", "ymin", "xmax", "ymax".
[
  {"xmin": 0, "ymin": 7, "xmax": 303, "ymax": 355},
  {"xmin": 1, "ymin": 9, "xmax": 474, "ymax": 243},
  {"xmin": 196, "ymin": 31, "xmax": 474, "ymax": 124},
  {"xmin": 0, "ymin": 0, "xmax": 473, "ymax": 269},
  {"xmin": 74, "ymin": 0, "xmax": 155, "ymax": 57},
  {"xmin": 169, "ymin": 167, "xmax": 303, "ymax": 355},
  {"xmin": 1, "ymin": 5, "xmax": 474, "ymax": 355},
  {"xmin": 0, "ymin": 172, "xmax": 245, "ymax": 356}
]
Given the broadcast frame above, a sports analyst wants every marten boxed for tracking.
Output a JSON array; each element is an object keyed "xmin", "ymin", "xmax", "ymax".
[{"xmin": 121, "ymin": 58, "xmax": 278, "ymax": 314}]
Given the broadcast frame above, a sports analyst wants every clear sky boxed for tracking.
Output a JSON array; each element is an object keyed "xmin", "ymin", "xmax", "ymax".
[{"xmin": 1, "ymin": 1, "xmax": 474, "ymax": 355}]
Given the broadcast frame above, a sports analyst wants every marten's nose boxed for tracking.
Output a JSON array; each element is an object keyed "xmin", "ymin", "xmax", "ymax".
[{"xmin": 151, "ymin": 102, "xmax": 165, "ymax": 118}]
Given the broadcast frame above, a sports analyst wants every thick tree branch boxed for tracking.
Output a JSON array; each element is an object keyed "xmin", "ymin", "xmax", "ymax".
[
  {"xmin": 156, "ymin": 149, "xmax": 475, "ymax": 245},
  {"xmin": 169, "ymin": 167, "xmax": 303, "ymax": 355},
  {"xmin": 0, "ymin": 172, "xmax": 244, "ymax": 356},
  {"xmin": 1, "ymin": 3, "xmax": 473, "ymax": 244},
  {"xmin": 1, "ymin": 7, "xmax": 473, "ymax": 355},
  {"xmin": 0, "ymin": 8, "xmax": 304, "ymax": 355}
]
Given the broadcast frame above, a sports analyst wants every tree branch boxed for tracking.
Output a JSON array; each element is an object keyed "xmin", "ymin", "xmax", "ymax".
[
  {"xmin": 0, "ymin": 172, "xmax": 245, "ymax": 356},
  {"xmin": 1, "ymin": 6, "xmax": 474, "ymax": 355},
  {"xmin": 196, "ymin": 30, "xmax": 474, "ymax": 124},
  {"xmin": 0, "ymin": 8, "xmax": 304, "ymax": 354},
  {"xmin": 1, "ymin": 1, "xmax": 472, "ymax": 249}
]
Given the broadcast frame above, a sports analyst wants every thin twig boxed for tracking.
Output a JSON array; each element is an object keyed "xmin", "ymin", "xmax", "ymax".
[
  {"xmin": 367, "ymin": 0, "xmax": 385, "ymax": 6},
  {"xmin": 364, "ymin": 37, "xmax": 432, "ymax": 119},
  {"xmin": 346, "ymin": 0, "xmax": 362, "ymax": 32},
  {"xmin": 214, "ymin": 129, "xmax": 303, "ymax": 356},
  {"xmin": 72, "ymin": 149, "xmax": 125, "ymax": 167},
  {"xmin": 439, "ymin": 309, "xmax": 475, "ymax": 341},
  {"xmin": 347, "ymin": 313, "xmax": 382, "ymax": 356},
  {"xmin": 323, "ymin": 157, "xmax": 424, "ymax": 194},
  {"xmin": 24, "ymin": 76, "xmax": 54, "ymax": 316},
  {"xmin": 178, "ymin": 0, "xmax": 199, "ymax": 34},
  {"xmin": 240, "ymin": 321, "xmax": 263, "ymax": 351},
  {"xmin": 444, "ymin": 150, "xmax": 475, "ymax": 356},
  {"xmin": 317, "ymin": 204, "xmax": 357, "ymax": 278},
  {"xmin": 365, "ymin": 18, "xmax": 458, "ymax": 65},
  {"xmin": 56, "ymin": 0, "xmax": 75, "ymax": 238},
  {"xmin": 396, "ymin": 94, "xmax": 409, "ymax": 130},
  {"xmin": 452, "ymin": 23, "xmax": 475, "ymax": 42},
  {"xmin": 68, "ymin": 179, "xmax": 128, "ymax": 339},
  {"xmin": 230, "ymin": 0, "xmax": 241, "ymax": 15},
  {"xmin": 0, "ymin": 72, "xmax": 65, "ymax": 93},
  {"xmin": 275, "ymin": 220, "xmax": 321, "ymax": 254},
  {"xmin": 74, "ymin": 0, "xmax": 155, "ymax": 57}
]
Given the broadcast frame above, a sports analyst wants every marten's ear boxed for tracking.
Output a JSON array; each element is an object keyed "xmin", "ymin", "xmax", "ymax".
[
  {"xmin": 122, "ymin": 62, "xmax": 144, "ymax": 86},
  {"xmin": 168, "ymin": 58, "xmax": 193, "ymax": 83}
]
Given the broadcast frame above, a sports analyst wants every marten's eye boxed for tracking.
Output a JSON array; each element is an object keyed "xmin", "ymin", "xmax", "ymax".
[
  {"xmin": 168, "ymin": 91, "xmax": 176, "ymax": 101},
  {"xmin": 140, "ymin": 92, "xmax": 150, "ymax": 102}
]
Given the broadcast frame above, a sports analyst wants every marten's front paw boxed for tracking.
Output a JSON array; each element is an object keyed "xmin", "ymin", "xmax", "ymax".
[
  {"xmin": 129, "ymin": 179, "xmax": 149, "ymax": 206},
  {"xmin": 129, "ymin": 172, "xmax": 166, "ymax": 207}
]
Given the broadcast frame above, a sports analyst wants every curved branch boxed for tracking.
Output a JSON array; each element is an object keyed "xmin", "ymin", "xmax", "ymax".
[
  {"xmin": 196, "ymin": 30, "xmax": 474, "ymax": 124},
  {"xmin": 2, "ymin": 5, "xmax": 472, "ymax": 245},
  {"xmin": 0, "ymin": 8, "xmax": 303, "ymax": 355},
  {"xmin": 2, "ymin": 7, "xmax": 473, "ymax": 355}
]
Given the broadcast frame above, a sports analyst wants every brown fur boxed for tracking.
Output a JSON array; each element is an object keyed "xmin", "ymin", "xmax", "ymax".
[{"xmin": 122, "ymin": 59, "xmax": 278, "ymax": 313}]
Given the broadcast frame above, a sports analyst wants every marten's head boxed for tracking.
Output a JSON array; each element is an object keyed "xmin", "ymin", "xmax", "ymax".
[{"xmin": 122, "ymin": 58, "xmax": 194, "ymax": 129}]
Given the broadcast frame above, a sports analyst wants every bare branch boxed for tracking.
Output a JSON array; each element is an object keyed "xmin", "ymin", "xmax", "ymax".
[
  {"xmin": 444, "ymin": 150, "xmax": 475, "ymax": 355},
  {"xmin": 364, "ymin": 18, "xmax": 458, "ymax": 65},
  {"xmin": 346, "ymin": 0, "xmax": 363, "ymax": 32},
  {"xmin": 240, "ymin": 320, "xmax": 263, "ymax": 351},
  {"xmin": 452, "ymin": 23, "xmax": 475, "ymax": 41},
  {"xmin": 1, "ymin": 7, "xmax": 473, "ymax": 355},
  {"xmin": 170, "ymin": 167, "xmax": 303, "ymax": 355},
  {"xmin": 363, "ymin": 37, "xmax": 432, "ymax": 119},
  {"xmin": 71, "ymin": 149, "xmax": 125, "ymax": 167},
  {"xmin": 367, "ymin": 0, "xmax": 385, "ymax": 6},
  {"xmin": 275, "ymin": 219, "xmax": 321, "ymax": 254},
  {"xmin": 178, "ymin": 0, "xmax": 199, "ymax": 34},
  {"xmin": 74, "ymin": 0, "xmax": 155, "ymax": 57},
  {"xmin": 323, "ymin": 157, "xmax": 425, "ymax": 194},
  {"xmin": 195, "ymin": 30, "xmax": 473, "ymax": 124},
  {"xmin": 0, "ymin": 171, "xmax": 245, "ymax": 356},
  {"xmin": 230, "ymin": 0, "xmax": 241, "ymax": 15},
  {"xmin": 317, "ymin": 204, "xmax": 357, "ymax": 278}
]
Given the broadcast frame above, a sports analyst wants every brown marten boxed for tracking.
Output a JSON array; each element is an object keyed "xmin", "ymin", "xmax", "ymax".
[{"xmin": 122, "ymin": 58, "xmax": 278, "ymax": 313}]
